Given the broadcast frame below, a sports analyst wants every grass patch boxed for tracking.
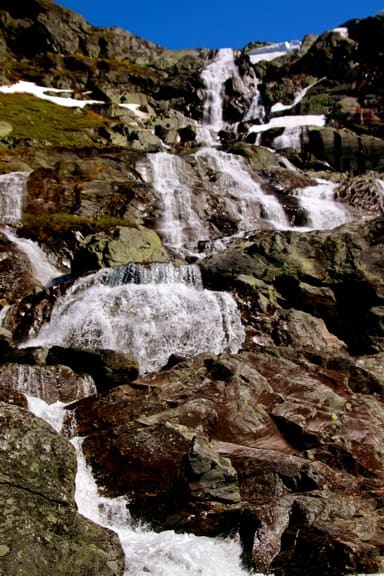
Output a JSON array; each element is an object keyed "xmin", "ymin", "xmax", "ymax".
[
  {"xmin": 21, "ymin": 212, "xmax": 137, "ymax": 244},
  {"xmin": 0, "ymin": 92, "xmax": 108, "ymax": 146}
]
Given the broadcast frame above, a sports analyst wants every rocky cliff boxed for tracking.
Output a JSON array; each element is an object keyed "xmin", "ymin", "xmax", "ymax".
[{"xmin": 0, "ymin": 1, "xmax": 384, "ymax": 574}]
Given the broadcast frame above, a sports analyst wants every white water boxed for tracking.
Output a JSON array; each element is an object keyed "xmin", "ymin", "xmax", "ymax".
[
  {"xmin": 1, "ymin": 363, "xmax": 96, "ymax": 403},
  {"xmin": 25, "ymin": 266, "xmax": 245, "ymax": 374},
  {"xmin": 0, "ymin": 171, "xmax": 63, "ymax": 286},
  {"xmin": 196, "ymin": 147, "xmax": 290, "ymax": 231},
  {"xmin": 200, "ymin": 48, "xmax": 238, "ymax": 134},
  {"xmin": 27, "ymin": 396, "xmax": 69, "ymax": 433},
  {"xmin": 146, "ymin": 148, "xmax": 290, "ymax": 255},
  {"xmin": 72, "ymin": 436, "xmax": 250, "ymax": 576},
  {"xmin": 109, "ymin": 262, "xmax": 203, "ymax": 288},
  {"xmin": 294, "ymin": 180, "xmax": 352, "ymax": 230},
  {"xmin": 3, "ymin": 228, "xmax": 61, "ymax": 286},
  {"xmin": 242, "ymin": 65, "xmax": 265, "ymax": 123},
  {"xmin": 0, "ymin": 171, "xmax": 29, "ymax": 225},
  {"xmin": 148, "ymin": 152, "xmax": 208, "ymax": 252},
  {"xmin": 26, "ymin": 395, "xmax": 250, "ymax": 576}
]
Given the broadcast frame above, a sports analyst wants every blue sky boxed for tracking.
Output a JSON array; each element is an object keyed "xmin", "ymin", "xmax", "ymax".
[{"xmin": 58, "ymin": 1, "xmax": 383, "ymax": 49}]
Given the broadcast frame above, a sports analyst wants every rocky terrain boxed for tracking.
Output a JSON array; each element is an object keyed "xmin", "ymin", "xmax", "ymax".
[{"xmin": 0, "ymin": 0, "xmax": 384, "ymax": 574}]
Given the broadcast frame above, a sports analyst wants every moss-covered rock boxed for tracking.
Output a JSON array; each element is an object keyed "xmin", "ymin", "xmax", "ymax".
[
  {"xmin": 0, "ymin": 402, "xmax": 125, "ymax": 576},
  {"xmin": 71, "ymin": 225, "xmax": 170, "ymax": 275}
]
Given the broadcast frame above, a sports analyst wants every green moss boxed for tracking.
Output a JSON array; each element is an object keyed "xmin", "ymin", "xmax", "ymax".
[
  {"xmin": 0, "ymin": 93, "xmax": 107, "ymax": 146},
  {"xmin": 20, "ymin": 213, "xmax": 137, "ymax": 244}
]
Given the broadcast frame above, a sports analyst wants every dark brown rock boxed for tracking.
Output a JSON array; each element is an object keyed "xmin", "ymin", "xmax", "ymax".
[
  {"xmin": 68, "ymin": 348, "xmax": 384, "ymax": 572},
  {"xmin": 46, "ymin": 346, "xmax": 139, "ymax": 392},
  {"xmin": 0, "ymin": 386, "xmax": 27, "ymax": 407}
]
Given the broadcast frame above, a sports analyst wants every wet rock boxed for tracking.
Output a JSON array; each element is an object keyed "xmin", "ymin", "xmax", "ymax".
[
  {"xmin": 0, "ymin": 386, "xmax": 27, "ymax": 407},
  {"xmin": 0, "ymin": 232, "xmax": 37, "ymax": 304},
  {"xmin": 0, "ymin": 362, "xmax": 96, "ymax": 403},
  {"xmin": 46, "ymin": 346, "xmax": 139, "ymax": 392},
  {"xmin": 67, "ymin": 348, "xmax": 384, "ymax": 571}
]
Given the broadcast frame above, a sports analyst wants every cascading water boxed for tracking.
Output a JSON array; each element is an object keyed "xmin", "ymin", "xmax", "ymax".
[
  {"xmin": 2, "ymin": 44, "xmax": 360, "ymax": 576},
  {"xmin": 3, "ymin": 228, "xmax": 61, "ymax": 286},
  {"xmin": 109, "ymin": 261, "xmax": 203, "ymax": 288},
  {"xmin": 0, "ymin": 363, "xmax": 96, "ymax": 403},
  {"xmin": 0, "ymin": 171, "xmax": 62, "ymax": 286},
  {"xmin": 293, "ymin": 180, "xmax": 352, "ymax": 230},
  {"xmin": 0, "ymin": 171, "xmax": 28, "ymax": 226},
  {"xmin": 26, "ymin": 397, "xmax": 251, "ymax": 576},
  {"xmin": 25, "ymin": 263, "xmax": 245, "ymax": 374},
  {"xmin": 142, "ymin": 148, "xmax": 291, "ymax": 256},
  {"xmin": 195, "ymin": 147, "xmax": 290, "ymax": 231},
  {"xmin": 146, "ymin": 152, "xmax": 209, "ymax": 253},
  {"xmin": 242, "ymin": 65, "xmax": 265, "ymax": 123},
  {"xmin": 200, "ymin": 48, "xmax": 238, "ymax": 134}
]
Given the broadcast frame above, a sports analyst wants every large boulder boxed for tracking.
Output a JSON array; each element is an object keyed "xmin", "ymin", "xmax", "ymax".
[
  {"xmin": 0, "ymin": 402, "xmax": 125, "ymax": 576},
  {"xmin": 46, "ymin": 346, "xmax": 139, "ymax": 393},
  {"xmin": 71, "ymin": 226, "xmax": 169, "ymax": 276}
]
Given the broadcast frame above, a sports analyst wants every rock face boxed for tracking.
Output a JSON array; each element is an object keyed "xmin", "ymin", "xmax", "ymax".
[
  {"xmin": 0, "ymin": 1, "xmax": 384, "ymax": 575},
  {"xmin": 201, "ymin": 217, "xmax": 384, "ymax": 355},
  {"xmin": 68, "ymin": 349, "xmax": 384, "ymax": 574},
  {"xmin": 0, "ymin": 402, "xmax": 125, "ymax": 576}
]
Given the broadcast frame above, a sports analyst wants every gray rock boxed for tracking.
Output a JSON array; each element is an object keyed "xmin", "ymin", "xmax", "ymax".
[{"xmin": 0, "ymin": 402, "xmax": 125, "ymax": 576}]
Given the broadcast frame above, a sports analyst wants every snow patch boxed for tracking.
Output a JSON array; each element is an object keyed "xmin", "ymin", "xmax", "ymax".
[
  {"xmin": 248, "ymin": 114, "xmax": 326, "ymax": 136},
  {"xmin": 247, "ymin": 41, "xmax": 301, "ymax": 64},
  {"xmin": 0, "ymin": 81, "xmax": 104, "ymax": 108}
]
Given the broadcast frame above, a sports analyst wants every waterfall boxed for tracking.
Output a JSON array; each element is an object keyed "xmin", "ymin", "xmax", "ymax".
[
  {"xmin": 0, "ymin": 364, "xmax": 96, "ymax": 403},
  {"xmin": 3, "ymin": 228, "xmax": 62, "ymax": 286},
  {"xmin": 144, "ymin": 149, "xmax": 291, "ymax": 256},
  {"xmin": 242, "ymin": 66, "xmax": 265, "ymax": 123},
  {"xmin": 0, "ymin": 171, "xmax": 63, "ymax": 286},
  {"xmin": 25, "ymin": 396, "xmax": 250, "ymax": 576},
  {"xmin": 147, "ymin": 152, "xmax": 209, "ymax": 253},
  {"xmin": 201, "ymin": 48, "xmax": 238, "ymax": 132},
  {"xmin": 0, "ymin": 171, "xmax": 29, "ymax": 225},
  {"xmin": 109, "ymin": 262, "xmax": 203, "ymax": 288},
  {"xmin": 72, "ymin": 436, "xmax": 250, "ymax": 576},
  {"xmin": 25, "ymin": 264, "xmax": 245, "ymax": 374},
  {"xmin": 195, "ymin": 147, "xmax": 290, "ymax": 231},
  {"xmin": 293, "ymin": 180, "xmax": 352, "ymax": 230}
]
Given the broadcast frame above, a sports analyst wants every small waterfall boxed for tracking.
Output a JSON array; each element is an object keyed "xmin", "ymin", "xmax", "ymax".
[
  {"xmin": 0, "ymin": 171, "xmax": 29, "ymax": 226},
  {"xmin": 109, "ymin": 262, "xmax": 203, "ymax": 288},
  {"xmin": 25, "ymin": 394, "xmax": 250, "ymax": 576},
  {"xmin": 201, "ymin": 48, "xmax": 238, "ymax": 132},
  {"xmin": 71, "ymin": 437, "xmax": 251, "ymax": 576},
  {"xmin": 196, "ymin": 147, "xmax": 290, "ymax": 231},
  {"xmin": 294, "ymin": 180, "xmax": 352, "ymax": 230},
  {"xmin": 0, "ymin": 364, "xmax": 96, "ymax": 404},
  {"xmin": 0, "ymin": 171, "xmax": 63, "ymax": 286},
  {"xmin": 147, "ymin": 152, "xmax": 208, "ymax": 253},
  {"xmin": 25, "ymin": 264, "xmax": 245, "ymax": 374},
  {"xmin": 3, "ymin": 228, "xmax": 62, "ymax": 286},
  {"xmin": 242, "ymin": 67, "xmax": 265, "ymax": 123},
  {"xmin": 27, "ymin": 396, "xmax": 69, "ymax": 433}
]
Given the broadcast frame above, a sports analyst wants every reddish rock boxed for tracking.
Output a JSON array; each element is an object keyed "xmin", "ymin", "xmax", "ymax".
[
  {"xmin": 68, "ymin": 348, "xmax": 384, "ymax": 573},
  {"xmin": 0, "ymin": 386, "xmax": 27, "ymax": 408}
]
